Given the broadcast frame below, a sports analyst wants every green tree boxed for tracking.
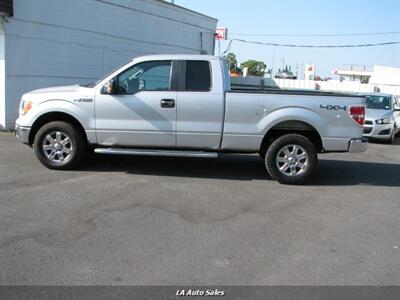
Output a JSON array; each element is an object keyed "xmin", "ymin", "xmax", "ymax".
[
  {"xmin": 224, "ymin": 52, "xmax": 238, "ymax": 72},
  {"xmin": 240, "ymin": 60, "xmax": 266, "ymax": 77}
]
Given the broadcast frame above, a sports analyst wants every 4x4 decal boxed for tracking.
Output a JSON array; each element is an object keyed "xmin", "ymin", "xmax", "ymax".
[{"xmin": 320, "ymin": 104, "xmax": 346, "ymax": 111}]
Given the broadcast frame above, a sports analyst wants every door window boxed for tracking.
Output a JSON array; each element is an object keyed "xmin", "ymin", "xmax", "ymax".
[{"xmin": 116, "ymin": 60, "xmax": 172, "ymax": 94}]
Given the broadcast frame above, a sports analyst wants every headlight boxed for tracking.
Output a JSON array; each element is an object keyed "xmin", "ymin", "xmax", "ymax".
[
  {"xmin": 20, "ymin": 101, "xmax": 33, "ymax": 115},
  {"xmin": 375, "ymin": 117, "xmax": 391, "ymax": 124}
]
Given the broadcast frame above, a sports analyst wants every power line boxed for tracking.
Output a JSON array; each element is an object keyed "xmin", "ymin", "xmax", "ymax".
[
  {"xmin": 222, "ymin": 38, "xmax": 400, "ymax": 54},
  {"xmin": 230, "ymin": 31, "xmax": 400, "ymax": 37}
]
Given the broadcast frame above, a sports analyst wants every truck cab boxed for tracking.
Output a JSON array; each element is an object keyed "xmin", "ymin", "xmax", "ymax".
[{"xmin": 93, "ymin": 55, "xmax": 229, "ymax": 149}]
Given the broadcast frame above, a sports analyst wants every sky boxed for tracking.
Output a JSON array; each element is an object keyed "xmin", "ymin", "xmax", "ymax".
[{"xmin": 173, "ymin": 0, "xmax": 400, "ymax": 78}]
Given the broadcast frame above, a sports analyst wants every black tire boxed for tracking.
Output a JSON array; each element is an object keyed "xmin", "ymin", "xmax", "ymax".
[
  {"xmin": 265, "ymin": 134, "xmax": 317, "ymax": 185},
  {"xmin": 33, "ymin": 121, "xmax": 87, "ymax": 170},
  {"xmin": 395, "ymin": 126, "xmax": 400, "ymax": 138}
]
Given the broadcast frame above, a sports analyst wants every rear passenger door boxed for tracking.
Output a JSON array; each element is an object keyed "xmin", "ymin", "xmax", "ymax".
[{"xmin": 176, "ymin": 60, "xmax": 224, "ymax": 149}]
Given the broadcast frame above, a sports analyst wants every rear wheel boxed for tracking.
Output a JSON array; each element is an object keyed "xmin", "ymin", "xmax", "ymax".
[
  {"xmin": 265, "ymin": 134, "xmax": 317, "ymax": 185},
  {"xmin": 33, "ymin": 121, "xmax": 86, "ymax": 170}
]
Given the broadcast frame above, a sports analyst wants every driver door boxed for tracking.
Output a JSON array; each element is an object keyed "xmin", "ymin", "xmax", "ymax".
[{"xmin": 95, "ymin": 60, "xmax": 177, "ymax": 147}]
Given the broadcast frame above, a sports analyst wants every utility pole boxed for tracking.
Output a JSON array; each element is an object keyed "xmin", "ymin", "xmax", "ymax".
[
  {"xmin": 300, "ymin": 63, "xmax": 304, "ymax": 80},
  {"xmin": 271, "ymin": 46, "xmax": 275, "ymax": 78}
]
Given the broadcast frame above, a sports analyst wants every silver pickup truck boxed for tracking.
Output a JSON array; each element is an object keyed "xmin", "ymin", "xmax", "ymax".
[{"xmin": 15, "ymin": 55, "xmax": 367, "ymax": 184}]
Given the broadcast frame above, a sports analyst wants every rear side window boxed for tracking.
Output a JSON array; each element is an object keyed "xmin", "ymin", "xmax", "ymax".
[{"xmin": 186, "ymin": 61, "xmax": 211, "ymax": 91}]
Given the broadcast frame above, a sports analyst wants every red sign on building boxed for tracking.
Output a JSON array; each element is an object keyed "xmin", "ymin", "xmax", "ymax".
[{"xmin": 215, "ymin": 28, "xmax": 228, "ymax": 40}]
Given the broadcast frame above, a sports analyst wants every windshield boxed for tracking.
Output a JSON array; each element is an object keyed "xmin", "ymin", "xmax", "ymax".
[
  {"xmin": 365, "ymin": 95, "xmax": 391, "ymax": 110},
  {"xmin": 79, "ymin": 61, "xmax": 132, "ymax": 88}
]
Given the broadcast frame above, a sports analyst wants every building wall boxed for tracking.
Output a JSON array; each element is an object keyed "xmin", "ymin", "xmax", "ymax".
[
  {"xmin": 370, "ymin": 65, "xmax": 400, "ymax": 86},
  {"xmin": 2, "ymin": 0, "xmax": 217, "ymax": 128},
  {"xmin": 0, "ymin": 21, "xmax": 5, "ymax": 129}
]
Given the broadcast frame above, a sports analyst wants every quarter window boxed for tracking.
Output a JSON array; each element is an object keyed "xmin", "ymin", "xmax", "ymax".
[
  {"xmin": 116, "ymin": 60, "xmax": 172, "ymax": 94},
  {"xmin": 185, "ymin": 61, "xmax": 211, "ymax": 91}
]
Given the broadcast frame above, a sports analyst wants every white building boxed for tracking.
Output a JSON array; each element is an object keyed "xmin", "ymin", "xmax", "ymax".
[
  {"xmin": 0, "ymin": 0, "xmax": 217, "ymax": 129},
  {"xmin": 332, "ymin": 65, "xmax": 400, "ymax": 86},
  {"xmin": 369, "ymin": 65, "xmax": 400, "ymax": 86}
]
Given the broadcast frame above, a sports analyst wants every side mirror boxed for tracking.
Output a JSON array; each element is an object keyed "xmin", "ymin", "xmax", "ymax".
[{"xmin": 101, "ymin": 79, "xmax": 116, "ymax": 95}]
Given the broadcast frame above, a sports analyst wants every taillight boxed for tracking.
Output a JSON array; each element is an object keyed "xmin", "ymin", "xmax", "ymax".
[{"xmin": 349, "ymin": 106, "xmax": 365, "ymax": 126}]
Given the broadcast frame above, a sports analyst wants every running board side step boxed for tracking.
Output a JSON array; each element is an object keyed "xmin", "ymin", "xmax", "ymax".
[{"xmin": 94, "ymin": 148, "xmax": 219, "ymax": 158}]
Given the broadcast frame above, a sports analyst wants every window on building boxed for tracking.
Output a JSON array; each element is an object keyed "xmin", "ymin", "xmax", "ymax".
[{"xmin": 0, "ymin": 0, "xmax": 13, "ymax": 16}]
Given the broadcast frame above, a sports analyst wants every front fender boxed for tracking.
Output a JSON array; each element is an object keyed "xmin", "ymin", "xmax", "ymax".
[{"xmin": 23, "ymin": 99, "xmax": 94, "ymax": 130}]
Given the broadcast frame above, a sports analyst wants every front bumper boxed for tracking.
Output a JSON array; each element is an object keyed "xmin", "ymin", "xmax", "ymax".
[
  {"xmin": 363, "ymin": 122, "xmax": 393, "ymax": 139},
  {"xmin": 348, "ymin": 137, "xmax": 368, "ymax": 153},
  {"xmin": 15, "ymin": 124, "xmax": 31, "ymax": 144}
]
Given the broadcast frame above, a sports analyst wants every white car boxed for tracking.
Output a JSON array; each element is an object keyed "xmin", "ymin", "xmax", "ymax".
[{"xmin": 362, "ymin": 93, "xmax": 400, "ymax": 143}]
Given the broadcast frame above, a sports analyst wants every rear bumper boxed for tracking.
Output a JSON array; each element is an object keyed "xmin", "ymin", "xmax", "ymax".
[
  {"xmin": 15, "ymin": 124, "xmax": 31, "ymax": 144},
  {"xmin": 348, "ymin": 137, "xmax": 368, "ymax": 153}
]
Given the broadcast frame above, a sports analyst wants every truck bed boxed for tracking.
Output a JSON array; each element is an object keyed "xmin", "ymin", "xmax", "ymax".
[
  {"xmin": 230, "ymin": 87, "xmax": 364, "ymax": 98},
  {"xmin": 222, "ymin": 87, "xmax": 365, "ymax": 152}
]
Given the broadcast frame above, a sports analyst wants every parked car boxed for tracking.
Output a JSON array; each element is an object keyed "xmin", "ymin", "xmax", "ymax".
[
  {"xmin": 274, "ymin": 72, "xmax": 297, "ymax": 79},
  {"xmin": 15, "ymin": 55, "xmax": 367, "ymax": 184},
  {"xmin": 361, "ymin": 93, "xmax": 400, "ymax": 143}
]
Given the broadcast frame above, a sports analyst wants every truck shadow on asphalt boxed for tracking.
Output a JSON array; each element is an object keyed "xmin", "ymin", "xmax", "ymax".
[
  {"xmin": 83, "ymin": 154, "xmax": 400, "ymax": 187},
  {"xmin": 312, "ymin": 159, "xmax": 400, "ymax": 187}
]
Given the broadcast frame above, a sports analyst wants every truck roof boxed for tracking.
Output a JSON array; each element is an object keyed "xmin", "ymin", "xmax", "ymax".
[
  {"xmin": 131, "ymin": 54, "xmax": 221, "ymax": 61},
  {"xmin": 358, "ymin": 92, "xmax": 393, "ymax": 97}
]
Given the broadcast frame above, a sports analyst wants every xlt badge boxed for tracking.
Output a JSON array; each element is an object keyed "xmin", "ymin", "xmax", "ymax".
[{"xmin": 320, "ymin": 104, "xmax": 346, "ymax": 111}]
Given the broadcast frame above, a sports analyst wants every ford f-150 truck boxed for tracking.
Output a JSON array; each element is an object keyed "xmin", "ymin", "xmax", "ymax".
[{"xmin": 15, "ymin": 55, "xmax": 367, "ymax": 184}]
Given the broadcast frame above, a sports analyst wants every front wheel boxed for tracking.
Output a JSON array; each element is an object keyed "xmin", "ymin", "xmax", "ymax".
[
  {"xmin": 265, "ymin": 134, "xmax": 317, "ymax": 185},
  {"xmin": 33, "ymin": 121, "xmax": 86, "ymax": 170}
]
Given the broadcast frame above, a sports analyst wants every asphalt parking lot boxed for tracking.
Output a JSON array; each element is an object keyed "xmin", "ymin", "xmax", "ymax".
[{"xmin": 0, "ymin": 132, "xmax": 399, "ymax": 285}]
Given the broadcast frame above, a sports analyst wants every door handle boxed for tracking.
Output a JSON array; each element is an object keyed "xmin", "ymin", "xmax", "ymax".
[{"xmin": 160, "ymin": 99, "xmax": 175, "ymax": 108}]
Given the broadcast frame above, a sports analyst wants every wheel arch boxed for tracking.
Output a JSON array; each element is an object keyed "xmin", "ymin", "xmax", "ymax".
[
  {"xmin": 260, "ymin": 120, "xmax": 323, "ymax": 157},
  {"xmin": 29, "ymin": 112, "xmax": 88, "ymax": 145}
]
